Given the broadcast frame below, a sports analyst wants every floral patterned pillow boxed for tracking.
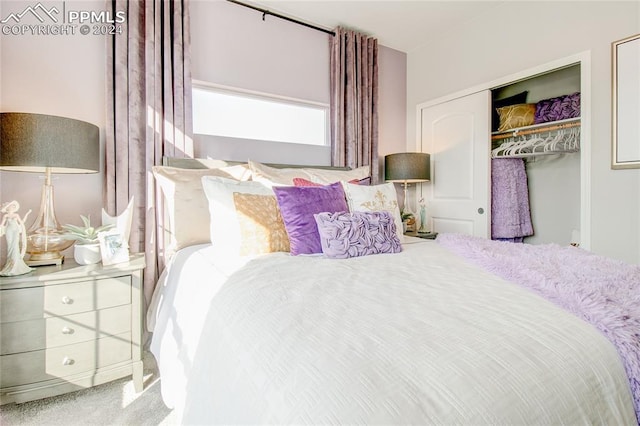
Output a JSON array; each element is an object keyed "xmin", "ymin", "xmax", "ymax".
[
  {"xmin": 314, "ymin": 211, "xmax": 402, "ymax": 259},
  {"xmin": 341, "ymin": 181, "xmax": 404, "ymax": 242}
]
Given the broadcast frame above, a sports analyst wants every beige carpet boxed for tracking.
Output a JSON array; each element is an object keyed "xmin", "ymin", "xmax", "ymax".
[{"xmin": 0, "ymin": 352, "xmax": 176, "ymax": 426}]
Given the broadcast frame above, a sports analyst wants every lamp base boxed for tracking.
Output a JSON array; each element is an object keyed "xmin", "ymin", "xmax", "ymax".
[
  {"xmin": 24, "ymin": 169, "xmax": 73, "ymax": 267},
  {"xmin": 25, "ymin": 252, "xmax": 64, "ymax": 266}
]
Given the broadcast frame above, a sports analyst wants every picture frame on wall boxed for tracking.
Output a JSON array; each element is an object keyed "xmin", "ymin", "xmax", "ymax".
[
  {"xmin": 98, "ymin": 229, "xmax": 130, "ymax": 265},
  {"xmin": 612, "ymin": 33, "xmax": 640, "ymax": 169}
]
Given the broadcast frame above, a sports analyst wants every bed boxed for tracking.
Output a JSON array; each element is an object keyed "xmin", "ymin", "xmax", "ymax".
[{"xmin": 148, "ymin": 158, "xmax": 639, "ymax": 425}]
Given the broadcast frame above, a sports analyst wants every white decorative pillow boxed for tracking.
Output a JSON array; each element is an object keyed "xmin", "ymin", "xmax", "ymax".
[
  {"xmin": 307, "ymin": 166, "xmax": 370, "ymax": 184},
  {"xmin": 153, "ymin": 166, "xmax": 247, "ymax": 256},
  {"xmin": 248, "ymin": 160, "xmax": 370, "ymax": 186},
  {"xmin": 248, "ymin": 160, "xmax": 315, "ymax": 186},
  {"xmin": 201, "ymin": 176, "xmax": 279, "ymax": 256},
  {"xmin": 341, "ymin": 181, "xmax": 404, "ymax": 242},
  {"xmin": 214, "ymin": 163, "xmax": 252, "ymax": 181}
]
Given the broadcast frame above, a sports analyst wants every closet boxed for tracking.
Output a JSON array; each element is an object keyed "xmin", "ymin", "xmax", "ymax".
[{"xmin": 418, "ymin": 54, "xmax": 589, "ymax": 248}]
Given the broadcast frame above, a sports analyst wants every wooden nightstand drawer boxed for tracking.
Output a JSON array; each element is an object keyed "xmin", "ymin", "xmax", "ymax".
[
  {"xmin": 0, "ymin": 333, "xmax": 132, "ymax": 388},
  {"xmin": 0, "ymin": 305, "xmax": 132, "ymax": 355},
  {"xmin": 0, "ymin": 276, "xmax": 131, "ymax": 323}
]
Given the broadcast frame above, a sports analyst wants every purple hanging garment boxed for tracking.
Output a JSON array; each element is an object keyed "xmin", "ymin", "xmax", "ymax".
[{"xmin": 491, "ymin": 158, "xmax": 534, "ymax": 242}]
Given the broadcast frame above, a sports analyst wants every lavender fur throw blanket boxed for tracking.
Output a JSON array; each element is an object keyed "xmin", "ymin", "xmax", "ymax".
[{"xmin": 437, "ymin": 233, "xmax": 640, "ymax": 422}]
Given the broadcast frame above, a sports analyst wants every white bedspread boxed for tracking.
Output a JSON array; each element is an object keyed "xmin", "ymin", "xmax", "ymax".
[{"xmin": 148, "ymin": 238, "xmax": 636, "ymax": 424}]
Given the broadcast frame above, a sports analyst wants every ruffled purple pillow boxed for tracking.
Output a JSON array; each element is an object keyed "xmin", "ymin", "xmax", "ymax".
[
  {"xmin": 314, "ymin": 211, "xmax": 402, "ymax": 259},
  {"xmin": 534, "ymin": 92, "xmax": 580, "ymax": 124},
  {"xmin": 273, "ymin": 182, "xmax": 349, "ymax": 256}
]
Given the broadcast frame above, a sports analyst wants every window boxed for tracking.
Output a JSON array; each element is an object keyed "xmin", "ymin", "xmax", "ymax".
[{"xmin": 192, "ymin": 83, "xmax": 328, "ymax": 146}]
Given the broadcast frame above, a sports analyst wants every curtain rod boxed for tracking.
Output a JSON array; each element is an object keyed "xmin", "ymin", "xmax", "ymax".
[{"xmin": 226, "ymin": 0, "xmax": 336, "ymax": 36}]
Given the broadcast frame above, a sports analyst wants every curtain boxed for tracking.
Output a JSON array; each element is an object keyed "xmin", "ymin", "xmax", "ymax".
[
  {"xmin": 329, "ymin": 27, "xmax": 379, "ymax": 183},
  {"xmin": 105, "ymin": 0, "xmax": 193, "ymax": 304}
]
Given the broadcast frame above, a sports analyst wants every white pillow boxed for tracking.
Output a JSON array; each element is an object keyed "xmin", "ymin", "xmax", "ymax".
[
  {"xmin": 153, "ymin": 166, "xmax": 247, "ymax": 257},
  {"xmin": 341, "ymin": 181, "xmax": 404, "ymax": 242},
  {"xmin": 201, "ymin": 176, "xmax": 277, "ymax": 256},
  {"xmin": 248, "ymin": 160, "xmax": 370, "ymax": 186},
  {"xmin": 307, "ymin": 166, "xmax": 370, "ymax": 184}
]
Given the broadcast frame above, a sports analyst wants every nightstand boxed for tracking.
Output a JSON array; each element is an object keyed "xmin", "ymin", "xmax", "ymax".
[
  {"xmin": 405, "ymin": 231, "xmax": 439, "ymax": 240},
  {"xmin": 0, "ymin": 254, "xmax": 145, "ymax": 404}
]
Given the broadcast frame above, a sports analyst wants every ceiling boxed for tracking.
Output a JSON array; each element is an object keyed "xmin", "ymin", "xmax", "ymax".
[{"xmin": 248, "ymin": 1, "xmax": 504, "ymax": 52}]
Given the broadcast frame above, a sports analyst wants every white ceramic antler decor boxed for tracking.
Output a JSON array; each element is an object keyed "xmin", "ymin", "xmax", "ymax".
[{"xmin": 101, "ymin": 196, "xmax": 134, "ymax": 244}]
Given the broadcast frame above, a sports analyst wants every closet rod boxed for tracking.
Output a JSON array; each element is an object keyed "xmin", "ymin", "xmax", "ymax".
[
  {"xmin": 491, "ymin": 120, "xmax": 580, "ymax": 141},
  {"xmin": 226, "ymin": 0, "xmax": 336, "ymax": 36}
]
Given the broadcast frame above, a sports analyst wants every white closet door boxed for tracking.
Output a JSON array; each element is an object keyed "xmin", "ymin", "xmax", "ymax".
[{"xmin": 420, "ymin": 90, "xmax": 491, "ymax": 238}]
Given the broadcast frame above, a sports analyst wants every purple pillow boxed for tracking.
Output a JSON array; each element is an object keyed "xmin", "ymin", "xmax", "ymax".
[
  {"xmin": 534, "ymin": 92, "xmax": 580, "ymax": 124},
  {"xmin": 273, "ymin": 182, "xmax": 349, "ymax": 255},
  {"xmin": 314, "ymin": 211, "xmax": 402, "ymax": 259}
]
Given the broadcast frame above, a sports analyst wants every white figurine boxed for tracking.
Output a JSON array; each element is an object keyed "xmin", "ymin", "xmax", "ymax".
[
  {"xmin": 418, "ymin": 198, "xmax": 428, "ymax": 233},
  {"xmin": 0, "ymin": 200, "xmax": 34, "ymax": 276}
]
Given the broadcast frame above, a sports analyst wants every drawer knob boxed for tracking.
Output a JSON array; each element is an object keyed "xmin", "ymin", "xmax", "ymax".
[
  {"xmin": 62, "ymin": 356, "xmax": 75, "ymax": 366},
  {"xmin": 61, "ymin": 326, "xmax": 74, "ymax": 335},
  {"xmin": 61, "ymin": 296, "xmax": 73, "ymax": 305}
]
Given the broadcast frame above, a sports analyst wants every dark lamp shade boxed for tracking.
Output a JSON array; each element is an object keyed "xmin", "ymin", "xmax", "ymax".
[
  {"xmin": 385, "ymin": 152, "xmax": 431, "ymax": 183},
  {"xmin": 0, "ymin": 112, "xmax": 99, "ymax": 174}
]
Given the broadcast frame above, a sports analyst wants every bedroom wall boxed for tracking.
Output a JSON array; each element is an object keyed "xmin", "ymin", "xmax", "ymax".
[
  {"xmin": 0, "ymin": 0, "xmax": 406, "ymax": 265},
  {"xmin": 0, "ymin": 0, "xmax": 106, "ymax": 262},
  {"xmin": 190, "ymin": 0, "xmax": 407, "ymax": 178},
  {"xmin": 407, "ymin": 1, "xmax": 640, "ymax": 264}
]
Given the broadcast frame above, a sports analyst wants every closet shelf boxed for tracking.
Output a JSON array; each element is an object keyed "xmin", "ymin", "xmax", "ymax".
[{"xmin": 491, "ymin": 118, "xmax": 580, "ymax": 158}]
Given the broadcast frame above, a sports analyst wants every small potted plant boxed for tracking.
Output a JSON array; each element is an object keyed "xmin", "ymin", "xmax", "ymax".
[
  {"xmin": 63, "ymin": 215, "xmax": 114, "ymax": 265},
  {"xmin": 401, "ymin": 211, "xmax": 416, "ymax": 233}
]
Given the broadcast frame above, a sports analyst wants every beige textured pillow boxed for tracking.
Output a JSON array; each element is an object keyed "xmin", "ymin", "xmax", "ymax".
[
  {"xmin": 341, "ymin": 181, "xmax": 404, "ymax": 242},
  {"xmin": 496, "ymin": 103, "xmax": 536, "ymax": 132},
  {"xmin": 233, "ymin": 193, "xmax": 290, "ymax": 255},
  {"xmin": 201, "ymin": 176, "xmax": 277, "ymax": 256},
  {"xmin": 248, "ymin": 160, "xmax": 370, "ymax": 186},
  {"xmin": 153, "ymin": 165, "xmax": 247, "ymax": 256}
]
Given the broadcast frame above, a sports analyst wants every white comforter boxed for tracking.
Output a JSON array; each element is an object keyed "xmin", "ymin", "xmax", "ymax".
[{"xmin": 148, "ymin": 238, "xmax": 636, "ymax": 425}]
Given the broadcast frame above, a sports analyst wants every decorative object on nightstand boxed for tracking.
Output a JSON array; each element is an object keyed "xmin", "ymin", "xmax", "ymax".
[
  {"xmin": 102, "ymin": 196, "xmax": 135, "ymax": 244},
  {"xmin": 384, "ymin": 152, "xmax": 431, "ymax": 230},
  {"xmin": 0, "ymin": 254, "xmax": 145, "ymax": 404},
  {"xmin": 0, "ymin": 113, "xmax": 100, "ymax": 266},
  {"xmin": 0, "ymin": 200, "xmax": 34, "ymax": 276},
  {"xmin": 402, "ymin": 211, "xmax": 416, "ymax": 233},
  {"xmin": 418, "ymin": 198, "xmax": 429, "ymax": 233},
  {"xmin": 405, "ymin": 230, "xmax": 439, "ymax": 240},
  {"xmin": 98, "ymin": 229, "xmax": 130, "ymax": 266},
  {"xmin": 62, "ymin": 215, "xmax": 114, "ymax": 265}
]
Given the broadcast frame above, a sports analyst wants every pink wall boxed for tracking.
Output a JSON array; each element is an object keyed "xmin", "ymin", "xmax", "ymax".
[
  {"xmin": 190, "ymin": 0, "xmax": 407, "ymax": 179},
  {"xmin": 378, "ymin": 45, "xmax": 408, "ymax": 178},
  {"xmin": 0, "ymin": 1, "xmax": 106, "ymax": 262},
  {"xmin": 191, "ymin": 0, "xmax": 329, "ymax": 104},
  {"xmin": 0, "ymin": 0, "xmax": 408, "ymax": 264}
]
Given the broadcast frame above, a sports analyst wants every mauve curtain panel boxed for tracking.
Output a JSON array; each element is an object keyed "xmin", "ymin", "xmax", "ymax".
[
  {"xmin": 330, "ymin": 27, "xmax": 379, "ymax": 182},
  {"xmin": 105, "ymin": 0, "xmax": 193, "ymax": 307}
]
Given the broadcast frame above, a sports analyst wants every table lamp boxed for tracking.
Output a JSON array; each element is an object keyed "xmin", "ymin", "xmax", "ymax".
[
  {"xmin": 0, "ymin": 112, "xmax": 100, "ymax": 266},
  {"xmin": 384, "ymin": 152, "xmax": 431, "ymax": 229}
]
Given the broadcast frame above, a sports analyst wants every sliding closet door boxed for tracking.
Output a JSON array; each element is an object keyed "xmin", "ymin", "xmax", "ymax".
[{"xmin": 420, "ymin": 90, "xmax": 491, "ymax": 238}]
